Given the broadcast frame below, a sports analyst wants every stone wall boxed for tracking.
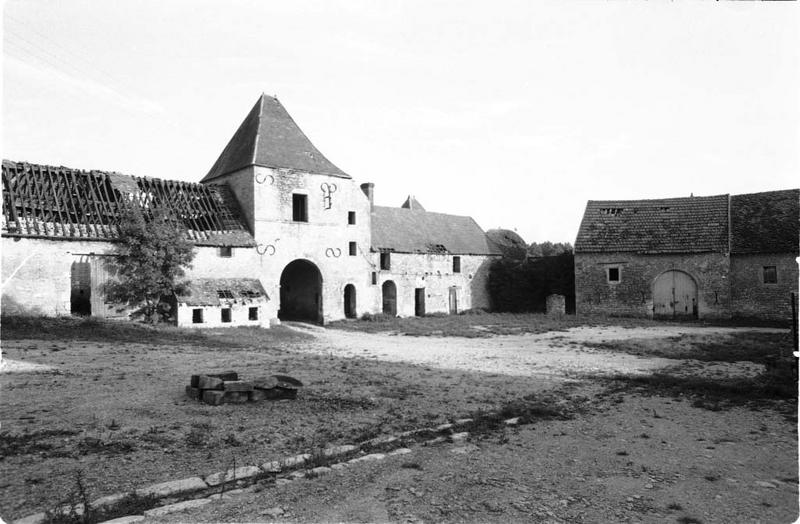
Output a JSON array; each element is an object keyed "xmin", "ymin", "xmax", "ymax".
[
  {"xmin": 211, "ymin": 166, "xmax": 376, "ymax": 324},
  {"xmin": 574, "ymin": 252, "xmax": 731, "ymax": 319},
  {"xmin": 372, "ymin": 253, "xmax": 495, "ymax": 317},
  {"xmin": 730, "ymin": 253, "xmax": 799, "ymax": 321}
]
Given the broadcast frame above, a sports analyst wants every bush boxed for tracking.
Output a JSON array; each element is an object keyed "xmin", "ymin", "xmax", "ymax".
[{"xmin": 488, "ymin": 252, "xmax": 575, "ymax": 313}]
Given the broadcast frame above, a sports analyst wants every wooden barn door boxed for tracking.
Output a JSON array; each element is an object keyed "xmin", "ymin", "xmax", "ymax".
[{"xmin": 653, "ymin": 270, "xmax": 698, "ymax": 319}]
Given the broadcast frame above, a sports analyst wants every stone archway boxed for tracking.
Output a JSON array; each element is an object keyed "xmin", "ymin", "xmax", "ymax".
[
  {"xmin": 344, "ymin": 284, "xmax": 357, "ymax": 319},
  {"xmin": 382, "ymin": 280, "xmax": 397, "ymax": 316},
  {"xmin": 279, "ymin": 259, "xmax": 323, "ymax": 323}
]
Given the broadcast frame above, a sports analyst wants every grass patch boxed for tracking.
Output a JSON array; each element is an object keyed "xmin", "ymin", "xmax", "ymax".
[
  {"xmin": 595, "ymin": 367, "xmax": 797, "ymax": 412},
  {"xmin": 0, "ymin": 315, "xmax": 311, "ymax": 347},
  {"xmin": 586, "ymin": 332, "xmax": 793, "ymax": 364}
]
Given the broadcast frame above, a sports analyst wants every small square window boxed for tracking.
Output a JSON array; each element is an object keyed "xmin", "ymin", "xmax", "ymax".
[
  {"xmin": 192, "ymin": 308, "xmax": 203, "ymax": 324},
  {"xmin": 380, "ymin": 252, "xmax": 391, "ymax": 270},
  {"xmin": 607, "ymin": 267, "xmax": 620, "ymax": 282},
  {"xmin": 219, "ymin": 246, "xmax": 232, "ymax": 258},
  {"xmin": 292, "ymin": 194, "xmax": 308, "ymax": 222},
  {"xmin": 453, "ymin": 256, "xmax": 461, "ymax": 273},
  {"xmin": 763, "ymin": 266, "xmax": 777, "ymax": 284},
  {"xmin": 248, "ymin": 307, "xmax": 258, "ymax": 321},
  {"xmin": 221, "ymin": 308, "xmax": 232, "ymax": 323},
  {"xmin": 371, "ymin": 271, "xmax": 377, "ymax": 285},
  {"xmin": 348, "ymin": 211, "xmax": 356, "ymax": 225},
  {"xmin": 349, "ymin": 242, "xmax": 357, "ymax": 256}
]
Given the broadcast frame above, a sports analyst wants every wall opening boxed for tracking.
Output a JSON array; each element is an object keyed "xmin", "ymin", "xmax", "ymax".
[
  {"xmin": 382, "ymin": 280, "xmax": 397, "ymax": 316},
  {"xmin": 292, "ymin": 194, "xmax": 308, "ymax": 222},
  {"xmin": 348, "ymin": 211, "xmax": 356, "ymax": 225},
  {"xmin": 653, "ymin": 270, "xmax": 698, "ymax": 319},
  {"xmin": 192, "ymin": 308, "xmax": 204, "ymax": 324},
  {"xmin": 380, "ymin": 252, "xmax": 391, "ymax": 270},
  {"xmin": 221, "ymin": 308, "xmax": 232, "ymax": 323},
  {"xmin": 453, "ymin": 256, "xmax": 461, "ymax": 273},
  {"xmin": 415, "ymin": 288, "xmax": 426, "ymax": 317},
  {"xmin": 449, "ymin": 286, "xmax": 459, "ymax": 314},
  {"xmin": 248, "ymin": 307, "xmax": 258, "ymax": 321},
  {"xmin": 344, "ymin": 284, "xmax": 357, "ymax": 319},
  {"xmin": 280, "ymin": 259, "xmax": 323, "ymax": 323},
  {"xmin": 70, "ymin": 260, "xmax": 91, "ymax": 316}
]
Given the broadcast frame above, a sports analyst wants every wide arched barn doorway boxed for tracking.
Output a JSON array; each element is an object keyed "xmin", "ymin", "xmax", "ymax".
[
  {"xmin": 653, "ymin": 270, "xmax": 698, "ymax": 319},
  {"xmin": 382, "ymin": 280, "xmax": 397, "ymax": 316},
  {"xmin": 344, "ymin": 284, "xmax": 357, "ymax": 319},
  {"xmin": 279, "ymin": 259, "xmax": 323, "ymax": 323}
]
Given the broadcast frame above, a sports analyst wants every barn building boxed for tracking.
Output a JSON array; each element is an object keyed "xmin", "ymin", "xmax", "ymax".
[
  {"xmin": 1, "ymin": 94, "xmax": 500, "ymax": 325},
  {"xmin": 574, "ymin": 190, "xmax": 799, "ymax": 321}
]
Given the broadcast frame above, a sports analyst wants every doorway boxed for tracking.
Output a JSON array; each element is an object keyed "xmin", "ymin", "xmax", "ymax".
[
  {"xmin": 344, "ymin": 284, "xmax": 357, "ymax": 319},
  {"xmin": 653, "ymin": 270, "xmax": 698, "ymax": 319},
  {"xmin": 415, "ymin": 288, "xmax": 425, "ymax": 317},
  {"xmin": 279, "ymin": 259, "xmax": 323, "ymax": 323},
  {"xmin": 382, "ymin": 280, "xmax": 397, "ymax": 316}
]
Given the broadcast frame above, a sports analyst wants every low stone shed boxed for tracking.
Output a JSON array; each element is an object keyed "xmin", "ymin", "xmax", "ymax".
[{"xmin": 574, "ymin": 189, "xmax": 799, "ymax": 321}]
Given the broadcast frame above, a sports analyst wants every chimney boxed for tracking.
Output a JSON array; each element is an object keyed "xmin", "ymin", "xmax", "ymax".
[{"xmin": 360, "ymin": 182, "xmax": 374, "ymax": 211}]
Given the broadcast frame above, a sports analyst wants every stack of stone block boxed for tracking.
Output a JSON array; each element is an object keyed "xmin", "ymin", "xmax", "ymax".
[{"xmin": 186, "ymin": 371, "xmax": 303, "ymax": 406}]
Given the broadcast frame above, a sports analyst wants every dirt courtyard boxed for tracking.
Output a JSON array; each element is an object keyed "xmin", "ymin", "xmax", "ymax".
[{"xmin": 0, "ymin": 317, "xmax": 797, "ymax": 523}]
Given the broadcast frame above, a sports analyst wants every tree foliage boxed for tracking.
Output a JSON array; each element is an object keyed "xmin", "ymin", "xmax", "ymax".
[
  {"xmin": 489, "ymin": 251, "xmax": 575, "ymax": 313},
  {"xmin": 104, "ymin": 206, "xmax": 195, "ymax": 322},
  {"xmin": 527, "ymin": 241, "xmax": 573, "ymax": 257}
]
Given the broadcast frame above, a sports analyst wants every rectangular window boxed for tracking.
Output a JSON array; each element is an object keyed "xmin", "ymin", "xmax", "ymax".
[
  {"xmin": 221, "ymin": 308, "xmax": 232, "ymax": 323},
  {"xmin": 292, "ymin": 194, "xmax": 308, "ymax": 222},
  {"xmin": 349, "ymin": 242, "xmax": 357, "ymax": 256},
  {"xmin": 192, "ymin": 308, "xmax": 203, "ymax": 324},
  {"xmin": 348, "ymin": 211, "xmax": 356, "ymax": 225},
  {"xmin": 607, "ymin": 267, "xmax": 620, "ymax": 282},
  {"xmin": 219, "ymin": 246, "xmax": 232, "ymax": 258},
  {"xmin": 380, "ymin": 252, "xmax": 391, "ymax": 270},
  {"xmin": 763, "ymin": 266, "xmax": 777, "ymax": 284},
  {"xmin": 371, "ymin": 271, "xmax": 377, "ymax": 285},
  {"xmin": 453, "ymin": 256, "xmax": 461, "ymax": 273},
  {"xmin": 248, "ymin": 307, "xmax": 258, "ymax": 321}
]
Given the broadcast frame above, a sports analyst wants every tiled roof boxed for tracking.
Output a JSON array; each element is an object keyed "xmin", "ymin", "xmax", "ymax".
[
  {"xmin": 575, "ymin": 195, "xmax": 729, "ymax": 254},
  {"xmin": 731, "ymin": 189, "xmax": 799, "ymax": 255},
  {"xmin": 202, "ymin": 94, "xmax": 349, "ymax": 182},
  {"xmin": 2, "ymin": 160, "xmax": 256, "ymax": 247},
  {"xmin": 371, "ymin": 206, "xmax": 501, "ymax": 255},
  {"xmin": 176, "ymin": 278, "xmax": 268, "ymax": 306}
]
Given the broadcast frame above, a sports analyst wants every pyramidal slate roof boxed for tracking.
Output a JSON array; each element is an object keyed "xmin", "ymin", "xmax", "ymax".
[
  {"xmin": 371, "ymin": 206, "xmax": 501, "ymax": 255},
  {"xmin": 575, "ymin": 194, "xmax": 730, "ymax": 254},
  {"xmin": 2, "ymin": 160, "xmax": 255, "ymax": 247},
  {"xmin": 202, "ymin": 94, "xmax": 349, "ymax": 182},
  {"xmin": 401, "ymin": 195, "xmax": 426, "ymax": 211},
  {"xmin": 731, "ymin": 189, "xmax": 799, "ymax": 255}
]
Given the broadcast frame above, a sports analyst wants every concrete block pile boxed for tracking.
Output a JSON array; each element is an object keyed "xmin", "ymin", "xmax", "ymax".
[{"xmin": 186, "ymin": 371, "xmax": 303, "ymax": 405}]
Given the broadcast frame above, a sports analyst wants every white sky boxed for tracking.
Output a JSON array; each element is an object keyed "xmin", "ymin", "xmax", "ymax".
[{"xmin": 2, "ymin": 1, "xmax": 798, "ymax": 245}]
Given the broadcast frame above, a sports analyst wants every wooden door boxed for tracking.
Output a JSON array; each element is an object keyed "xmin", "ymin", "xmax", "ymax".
[
  {"xmin": 653, "ymin": 270, "xmax": 697, "ymax": 318},
  {"xmin": 448, "ymin": 286, "xmax": 459, "ymax": 314},
  {"xmin": 382, "ymin": 281, "xmax": 397, "ymax": 316}
]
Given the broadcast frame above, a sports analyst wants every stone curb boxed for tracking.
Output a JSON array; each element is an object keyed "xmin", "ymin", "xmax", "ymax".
[{"xmin": 13, "ymin": 410, "xmax": 519, "ymax": 524}]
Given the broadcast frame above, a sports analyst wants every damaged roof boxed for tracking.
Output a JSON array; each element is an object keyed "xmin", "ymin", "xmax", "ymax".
[
  {"xmin": 202, "ymin": 94, "xmax": 349, "ymax": 182},
  {"xmin": 575, "ymin": 195, "xmax": 730, "ymax": 254},
  {"xmin": 371, "ymin": 206, "xmax": 501, "ymax": 255},
  {"xmin": 176, "ymin": 278, "xmax": 268, "ymax": 306},
  {"xmin": 2, "ymin": 160, "xmax": 256, "ymax": 247},
  {"xmin": 731, "ymin": 189, "xmax": 799, "ymax": 255},
  {"xmin": 575, "ymin": 189, "xmax": 800, "ymax": 255}
]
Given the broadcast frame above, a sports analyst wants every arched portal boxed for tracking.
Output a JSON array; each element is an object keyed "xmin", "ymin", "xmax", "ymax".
[
  {"xmin": 382, "ymin": 280, "xmax": 397, "ymax": 316},
  {"xmin": 653, "ymin": 270, "xmax": 698, "ymax": 319},
  {"xmin": 344, "ymin": 284, "xmax": 357, "ymax": 319},
  {"xmin": 279, "ymin": 259, "xmax": 323, "ymax": 323}
]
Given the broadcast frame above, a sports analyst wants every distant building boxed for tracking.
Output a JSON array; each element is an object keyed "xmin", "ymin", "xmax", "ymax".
[
  {"xmin": 574, "ymin": 190, "xmax": 799, "ymax": 321},
  {"xmin": 1, "ymin": 94, "xmax": 500, "ymax": 325}
]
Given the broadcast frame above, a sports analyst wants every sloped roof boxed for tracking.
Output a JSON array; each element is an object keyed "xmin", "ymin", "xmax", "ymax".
[
  {"xmin": 2, "ymin": 160, "xmax": 255, "ymax": 247},
  {"xmin": 202, "ymin": 94, "xmax": 349, "ymax": 182},
  {"xmin": 401, "ymin": 195, "xmax": 426, "ymax": 211},
  {"xmin": 371, "ymin": 206, "xmax": 501, "ymax": 255},
  {"xmin": 486, "ymin": 228, "xmax": 528, "ymax": 259},
  {"xmin": 731, "ymin": 189, "xmax": 799, "ymax": 255},
  {"xmin": 176, "ymin": 278, "xmax": 268, "ymax": 306},
  {"xmin": 575, "ymin": 195, "xmax": 729, "ymax": 254}
]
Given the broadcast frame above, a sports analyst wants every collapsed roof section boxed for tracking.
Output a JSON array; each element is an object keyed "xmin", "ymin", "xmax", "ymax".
[
  {"xmin": 202, "ymin": 94, "xmax": 350, "ymax": 183},
  {"xmin": 1, "ymin": 160, "xmax": 255, "ymax": 247}
]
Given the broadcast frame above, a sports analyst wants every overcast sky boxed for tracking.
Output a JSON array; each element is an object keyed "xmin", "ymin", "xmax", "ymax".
[{"xmin": 3, "ymin": 1, "xmax": 798, "ymax": 244}]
